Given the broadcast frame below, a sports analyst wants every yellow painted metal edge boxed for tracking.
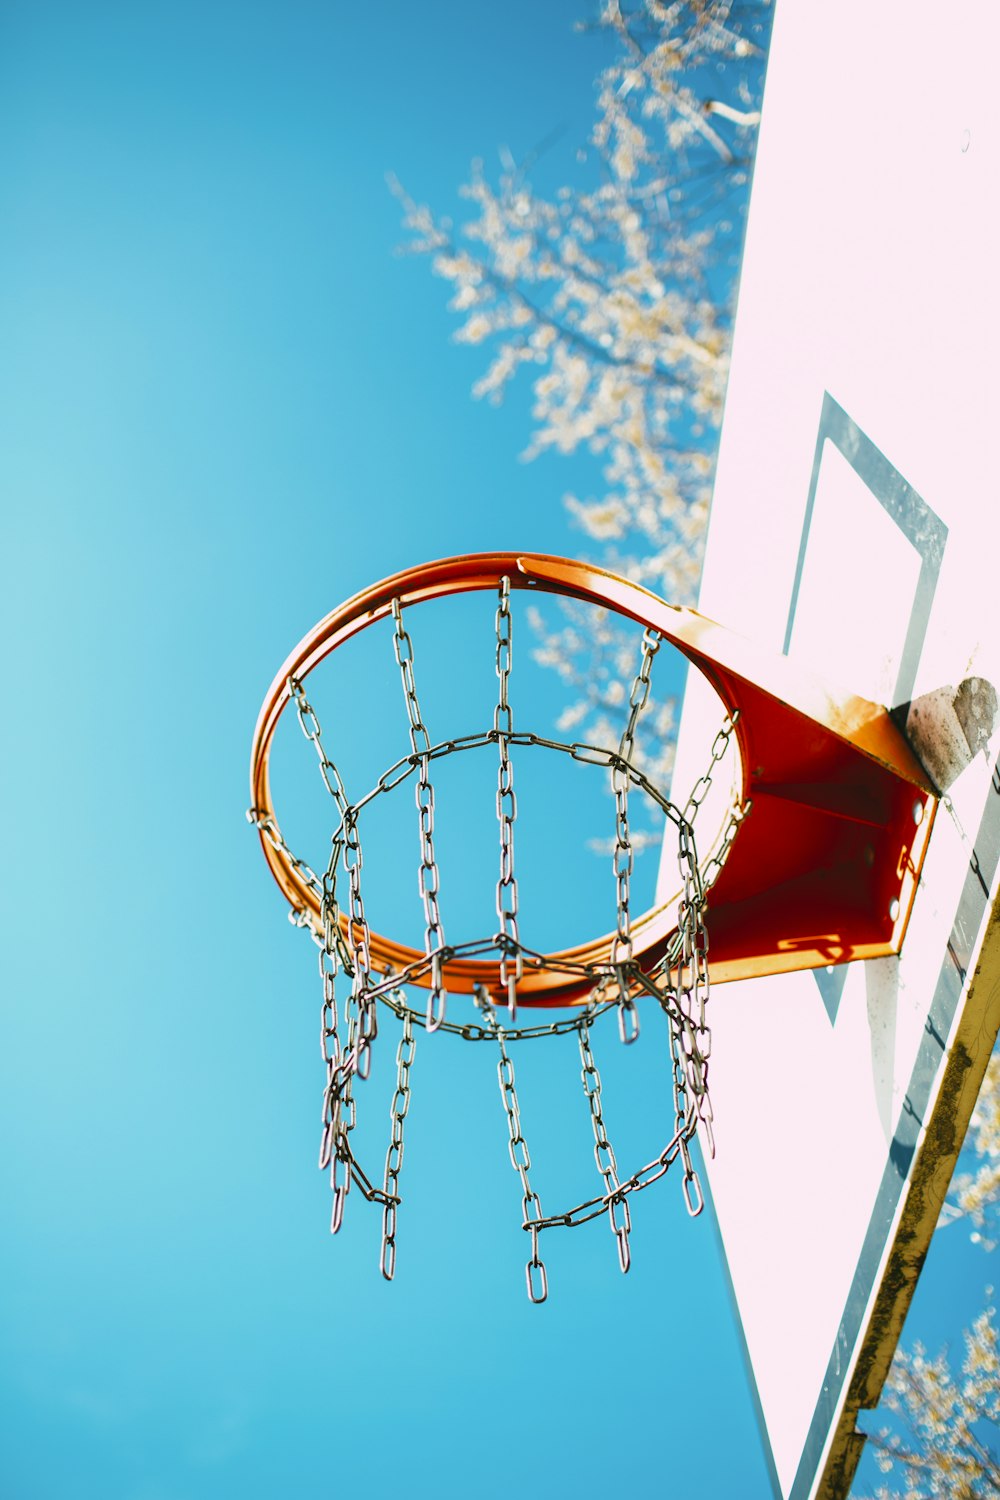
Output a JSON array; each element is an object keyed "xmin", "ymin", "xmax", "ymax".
[{"xmin": 815, "ymin": 896, "xmax": 1000, "ymax": 1499}]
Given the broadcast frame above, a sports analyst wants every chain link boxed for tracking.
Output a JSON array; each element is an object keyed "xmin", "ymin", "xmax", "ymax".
[
  {"xmin": 494, "ymin": 578, "xmax": 522, "ymax": 1018},
  {"xmin": 342, "ymin": 726, "xmax": 717, "ymax": 829},
  {"xmin": 672, "ymin": 816, "xmax": 713, "ymax": 1206},
  {"xmin": 700, "ymin": 797, "xmax": 752, "ymax": 897},
  {"xmin": 343, "ymin": 809, "xmax": 377, "ymax": 1073},
  {"xmin": 380, "ymin": 1009, "xmax": 415, "ymax": 1280},
  {"xmin": 288, "ymin": 674, "xmax": 352, "ymax": 819},
  {"xmin": 246, "ymin": 808, "xmax": 323, "ymax": 901},
  {"xmin": 682, "ymin": 711, "xmax": 741, "ymax": 822},
  {"xmin": 316, "ymin": 921, "xmax": 365, "ymax": 1240},
  {"xmin": 287, "ymin": 672, "xmax": 357, "ymax": 973},
  {"xmin": 285, "ymin": 671, "xmax": 380, "ymax": 1234},
  {"xmin": 392, "ymin": 598, "xmax": 447, "ymax": 1031},
  {"xmin": 611, "ymin": 628, "xmax": 661, "ymax": 1042},
  {"xmin": 379, "ymin": 982, "xmax": 617, "ymax": 1043},
  {"xmin": 476, "ymin": 987, "xmax": 548, "ymax": 1303},
  {"xmin": 579, "ymin": 1017, "xmax": 631, "ymax": 1272},
  {"xmin": 683, "ymin": 709, "xmax": 750, "ymax": 908},
  {"xmin": 318, "ymin": 912, "xmax": 343, "ymax": 1176},
  {"xmin": 320, "ymin": 843, "xmax": 354, "ymax": 976}
]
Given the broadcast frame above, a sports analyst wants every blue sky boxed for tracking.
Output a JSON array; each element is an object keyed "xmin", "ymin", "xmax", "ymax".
[{"xmin": 1, "ymin": 4, "xmax": 989, "ymax": 1499}]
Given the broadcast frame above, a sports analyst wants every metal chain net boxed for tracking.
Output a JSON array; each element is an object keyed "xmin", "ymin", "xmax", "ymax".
[{"xmin": 247, "ymin": 586, "xmax": 749, "ymax": 1302}]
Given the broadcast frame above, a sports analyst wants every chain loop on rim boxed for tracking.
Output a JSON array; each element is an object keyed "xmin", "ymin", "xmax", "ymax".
[
  {"xmin": 494, "ymin": 577, "xmax": 522, "ymax": 1019},
  {"xmin": 392, "ymin": 598, "xmax": 447, "ymax": 1031},
  {"xmin": 579, "ymin": 1015, "xmax": 632, "ymax": 1273}
]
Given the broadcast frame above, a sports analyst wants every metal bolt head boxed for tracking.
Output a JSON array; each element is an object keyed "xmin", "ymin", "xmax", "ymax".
[{"xmin": 889, "ymin": 898, "xmax": 901, "ymax": 922}]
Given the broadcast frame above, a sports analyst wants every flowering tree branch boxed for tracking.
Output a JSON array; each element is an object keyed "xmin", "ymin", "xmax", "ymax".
[
  {"xmin": 392, "ymin": 1, "xmax": 770, "ymax": 844},
  {"xmin": 857, "ymin": 1302, "xmax": 1000, "ymax": 1499}
]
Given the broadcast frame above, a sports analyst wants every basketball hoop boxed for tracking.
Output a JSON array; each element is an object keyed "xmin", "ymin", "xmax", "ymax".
[{"xmin": 248, "ymin": 552, "xmax": 936, "ymax": 1300}]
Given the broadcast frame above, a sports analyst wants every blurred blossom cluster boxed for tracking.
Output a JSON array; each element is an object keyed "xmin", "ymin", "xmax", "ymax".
[
  {"xmin": 392, "ymin": 0, "xmax": 770, "ymax": 841},
  {"xmin": 861, "ymin": 1293, "xmax": 1000, "ymax": 1498}
]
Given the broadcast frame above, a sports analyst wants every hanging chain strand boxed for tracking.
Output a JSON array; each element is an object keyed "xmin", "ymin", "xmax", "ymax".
[
  {"xmin": 494, "ymin": 578, "xmax": 522, "ymax": 1018},
  {"xmin": 246, "ymin": 807, "xmax": 323, "ymax": 904},
  {"xmin": 611, "ymin": 628, "xmax": 661, "ymax": 1044},
  {"xmin": 325, "ymin": 832, "xmax": 371, "ymax": 1234},
  {"xmin": 682, "ymin": 710, "xmax": 751, "ymax": 899},
  {"xmin": 319, "ymin": 898, "xmax": 353, "ymax": 1236},
  {"xmin": 476, "ymin": 987, "xmax": 548, "ymax": 1304},
  {"xmin": 288, "ymin": 675, "xmax": 352, "ymax": 821},
  {"xmin": 391, "ymin": 598, "xmax": 447, "ymax": 1031},
  {"xmin": 672, "ymin": 815, "xmax": 711, "ymax": 1212},
  {"xmin": 288, "ymin": 656, "xmax": 354, "ymax": 945},
  {"xmin": 682, "ymin": 711, "xmax": 740, "ymax": 827},
  {"xmin": 287, "ymin": 667, "xmax": 377, "ymax": 1064},
  {"xmin": 380, "ymin": 1008, "xmax": 415, "ymax": 1280},
  {"xmin": 343, "ymin": 809, "xmax": 376, "ymax": 1071},
  {"xmin": 579, "ymin": 1016, "xmax": 632, "ymax": 1272},
  {"xmin": 284, "ymin": 673, "xmax": 377, "ymax": 1233}
]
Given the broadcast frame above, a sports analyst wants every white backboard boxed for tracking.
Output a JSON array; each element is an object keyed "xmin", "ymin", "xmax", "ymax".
[{"xmin": 659, "ymin": 3, "xmax": 1000, "ymax": 1496}]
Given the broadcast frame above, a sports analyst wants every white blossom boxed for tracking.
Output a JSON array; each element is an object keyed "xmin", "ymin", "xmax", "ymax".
[
  {"xmin": 856, "ymin": 1295, "xmax": 1000, "ymax": 1498},
  {"xmin": 392, "ymin": 1, "xmax": 769, "ymax": 849}
]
